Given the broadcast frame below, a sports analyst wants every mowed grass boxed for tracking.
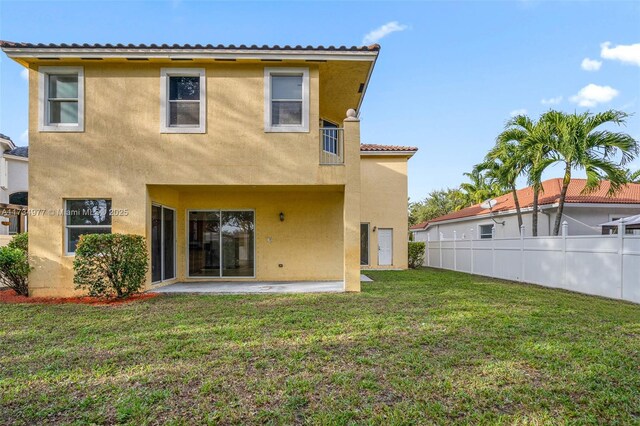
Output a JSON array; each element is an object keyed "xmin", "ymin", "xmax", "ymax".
[{"xmin": 1, "ymin": 269, "xmax": 639, "ymax": 425}]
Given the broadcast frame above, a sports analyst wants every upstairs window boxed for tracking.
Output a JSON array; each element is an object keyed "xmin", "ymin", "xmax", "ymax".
[
  {"xmin": 264, "ymin": 68, "xmax": 309, "ymax": 132},
  {"xmin": 39, "ymin": 67, "xmax": 84, "ymax": 132},
  {"xmin": 161, "ymin": 68, "xmax": 206, "ymax": 133}
]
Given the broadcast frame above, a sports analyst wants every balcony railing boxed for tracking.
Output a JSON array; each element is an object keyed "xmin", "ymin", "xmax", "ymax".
[{"xmin": 319, "ymin": 127, "xmax": 344, "ymax": 165}]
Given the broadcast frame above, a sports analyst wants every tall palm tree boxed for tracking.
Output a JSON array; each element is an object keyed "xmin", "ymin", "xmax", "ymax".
[
  {"xmin": 626, "ymin": 168, "xmax": 640, "ymax": 183},
  {"xmin": 540, "ymin": 110, "xmax": 639, "ymax": 236},
  {"xmin": 459, "ymin": 168, "xmax": 503, "ymax": 207},
  {"xmin": 502, "ymin": 114, "xmax": 555, "ymax": 236},
  {"xmin": 477, "ymin": 138, "xmax": 528, "ymax": 228}
]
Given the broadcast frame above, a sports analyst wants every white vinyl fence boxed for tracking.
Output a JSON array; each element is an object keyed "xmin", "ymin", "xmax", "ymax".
[{"xmin": 425, "ymin": 222, "xmax": 640, "ymax": 304}]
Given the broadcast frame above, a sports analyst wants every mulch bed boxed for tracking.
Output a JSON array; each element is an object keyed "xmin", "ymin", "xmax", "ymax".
[{"xmin": 0, "ymin": 288, "xmax": 161, "ymax": 305}]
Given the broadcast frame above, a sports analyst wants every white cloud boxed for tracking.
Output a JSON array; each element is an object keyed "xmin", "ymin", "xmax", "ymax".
[
  {"xmin": 20, "ymin": 68, "xmax": 28, "ymax": 80},
  {"xmin": 19, "ymin": 129, "xmax": 28, "ymax": 144},
  {"xmin": 569, "ymin": 84, "xmax": 619, "ymax": 108},
  {"xmin": 362, "ymin": 21, "xmax": 408, "ymax": 45},
  {"xmin": 600, "ymin": 42, "xmax": 640, "ymax": 67},
  {"xmin": 510, "ymin": 108, "xmax": 527, "ymax": 117},
  {"xmin": 580, "ymin": 58, "xmax": 602, "ymax": 71},
  {"xmin": 541, "ymin": 96, "xmax": 563, "ymax": 105}
]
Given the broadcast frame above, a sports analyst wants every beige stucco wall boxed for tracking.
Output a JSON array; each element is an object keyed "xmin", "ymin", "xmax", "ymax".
[
  {"xmin": 360, "ymin": 156, "xmax": 409, "ymax": 269},
  {"xmin": 26, "ymin": 61, "xmax": 367, "ymax": 296},
  {"xmin": 23, "ymin": 59, "xmax": 413, "ymax": 296}
]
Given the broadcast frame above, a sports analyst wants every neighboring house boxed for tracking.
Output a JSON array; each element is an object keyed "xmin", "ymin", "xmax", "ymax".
[
  {"xmin": 411, "ymin": 178, "xmax": 640, "ymax": 241},
  {"xmin": 0, "ymin": 133, "xmax": 28, "ymax": 239},
  {"xmin": 1, "ymin": 41, "xmax": 417, "ymax": 297}
]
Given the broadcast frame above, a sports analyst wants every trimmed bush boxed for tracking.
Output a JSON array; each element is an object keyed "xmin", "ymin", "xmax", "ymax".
[
  {"xmin": 73, "ymin": 233, "xmax": 149, "ymax": 299},
  {"xmin": 408, "ymin": 241, "xmax": 425, "ymax": 269},
  {"xmin": 0, "ymin": 246, "xmax": 31, "ymax": 296},
  {"xmin": 8, "ymin": 232, "xmax": 28, "ymax": 252}
]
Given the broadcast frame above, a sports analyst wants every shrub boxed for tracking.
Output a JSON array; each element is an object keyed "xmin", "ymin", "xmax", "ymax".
[
  {"xmin": 8, "ymin": 232, "xmax": 28, "ymax": 252},
  {"xmin": 408, "ymin": 242, "xmax": 425, "ymax": 269},
  {"xmin": 73, "ymin": 233, "xmax": 149, "ymax": 298},
  {"xmin": 0, "ymin": 246, "xmax": 31, "ymax": 296}
]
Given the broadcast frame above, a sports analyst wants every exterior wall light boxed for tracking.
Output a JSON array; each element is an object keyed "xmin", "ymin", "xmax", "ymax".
[{"xmin": 279, "ymin": 212, "xmax": 285, "ymax": 222}]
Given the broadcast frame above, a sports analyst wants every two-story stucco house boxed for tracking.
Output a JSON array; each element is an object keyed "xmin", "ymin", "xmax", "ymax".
[{"xmin": 1, "ymin": 41, "xmax": 417, "ymax": 297}]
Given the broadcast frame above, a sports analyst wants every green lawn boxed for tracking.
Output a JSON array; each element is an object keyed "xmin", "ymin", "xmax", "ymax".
[{"xmin": 1, "ymin": 269, "xmax": 639, "ymax": 425}]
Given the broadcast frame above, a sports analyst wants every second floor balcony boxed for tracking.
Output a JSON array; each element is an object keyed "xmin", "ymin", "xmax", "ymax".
[{"xmin": 319, "ymin": 127, "xmax": 344, "ymax": 165}]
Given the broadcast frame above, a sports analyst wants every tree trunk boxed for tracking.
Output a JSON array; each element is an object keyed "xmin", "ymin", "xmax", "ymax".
[
  {"xmin": 512, "ymin": 185, "xmax": 523, "ymax": 229},
  {"xmin": 532, "ymin": 186, "xmax": 539, "ymax": 237},
  {"xmin": 553, "ymin": 165, "xmax": 572, "ymax": 236}
]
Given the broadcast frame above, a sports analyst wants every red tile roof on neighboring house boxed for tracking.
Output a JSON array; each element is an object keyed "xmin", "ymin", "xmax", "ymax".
[
  {"xmin": 0, "ymin": 40, "xmax": 381, "ymax": 52},
  {"xmin": 423, "ymin": 178, "xmax": 640, "ymax": 226},
  {"xmin": 360, "ymin": 144, "xmax": 418, "ymax": 152},
  {"xmin": 409, "ymin": 221, "xmax": 429, "ymax": 230}
]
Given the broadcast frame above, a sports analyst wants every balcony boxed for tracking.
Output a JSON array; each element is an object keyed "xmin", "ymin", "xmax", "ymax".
[{"xmin": 319, "ymin": 127, "xmax": 344, "ymax": 165}]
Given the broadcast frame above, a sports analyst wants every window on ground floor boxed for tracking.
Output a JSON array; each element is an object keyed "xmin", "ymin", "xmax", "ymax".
[
  {"xmin": 188, "ymin": 210, "xmax": 255, "ymax": 278},
  {"xmin": 65, "ymin": 199, "xmax": 111, "ymax": 254},
  {"xmin": 479, "ymin": 224, "xmax": 494, "ymax": 239},
  {"xmin": 152, "ymin": 205, "xmax": 176, "ymax": 283},
  {"xmin": 360, "ymin": 223, "xmax": 369, "ymax": 266}
]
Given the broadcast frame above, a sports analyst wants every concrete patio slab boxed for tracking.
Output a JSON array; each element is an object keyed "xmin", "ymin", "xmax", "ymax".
[
  {"xmin": 152, "ymin": 281, "xmax": 344, "ymax": 294},
  {"xmin": 360, "ymin": 274, "xmax": 373, "ymax": 282}
]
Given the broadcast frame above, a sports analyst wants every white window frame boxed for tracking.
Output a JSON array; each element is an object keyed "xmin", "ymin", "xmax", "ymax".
[
  {"xmin": 160, "ymin": 68, "xmax": 206, "ymax": 133},
  {"xmin": 264, "ymin": 67, "xmax": 309, "ymax": 133},
  {"xmin": 64, "ymin": 199, "xmax": 112, "ymax": 255},
  {"xmin": 479, "ymin": 224, "xmax": 494, "ymax": 239},
  {"xmin": 38, "ymin": 66, "xmax": 84, "ymax": 132}
]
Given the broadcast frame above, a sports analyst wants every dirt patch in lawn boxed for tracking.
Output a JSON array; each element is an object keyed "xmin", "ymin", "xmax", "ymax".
[{"xmin": 0, "ymin": 288, "xmax": 161, "ymax": 305}]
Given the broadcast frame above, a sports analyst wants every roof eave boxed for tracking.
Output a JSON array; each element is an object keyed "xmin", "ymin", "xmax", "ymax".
[
  {"xmin": 1, "ymin": 47, "xmax": 379, "ymax": 62},
  {"xmin": 360, "ymin": 150, "xmax": 417, "ymax": 158}
]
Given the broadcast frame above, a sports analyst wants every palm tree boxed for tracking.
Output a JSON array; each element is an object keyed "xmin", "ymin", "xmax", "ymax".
[
  {"xmin": 626, "ymin": 168, "xmax": 640, "ymax": 183},
  {"xmin": 477, "ymin": 138, "xmax": 528, "ymax": 228},
  {"xmin": 502, "ymin": 114, "xmax": 555, "ymax": 236},
  {"xmin": 459, "ymin": 168, "xmax": 503, "ymax": 207},
  {"xmin": 540, "ymin": 110, "xmax": 639, "ymax": 236}
]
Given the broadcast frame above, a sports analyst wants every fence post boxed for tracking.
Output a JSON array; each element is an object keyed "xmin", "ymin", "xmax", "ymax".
[
  {"xmin": 491, "ymin": 225, "xmax": 496, "ymax": 277},
  {"xmin": 426, "ymin": 234, "xmax": 430, "ymax": 267},
  {"xmin": 453, "ymin": 230, "xmax": 457, "ymax": 271},
  {"xmin": 618, "ymin": 220, "xmax": 625, "ymax": 299},
  {"xmin": 439, "ymin": 232, "xmax": 443, "ymax": 268},
  {"xmin": 470, "ymin": 228, "xmax": 474, "ymax": 274},
  {"xmin": 520, "ymin": 224, "xmax": 525, "ymax": 282},
  {"xmin": 562, "ymin": 221, "xmax": 568, "ymax": 288}
]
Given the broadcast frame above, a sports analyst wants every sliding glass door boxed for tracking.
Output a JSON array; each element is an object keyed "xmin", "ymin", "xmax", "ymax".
[
  {"xmin": 189, "ymin": 210, "xmax": 255, "ymax": 278},
  {"xmin": 151, "ymin": 205, "xmax": 176, "ymax": 283}
]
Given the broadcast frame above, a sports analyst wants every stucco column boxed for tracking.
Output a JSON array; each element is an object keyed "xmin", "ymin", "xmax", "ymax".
[{"xmin": 343, "ymin": 109, "xmax": 361, "ymax": 292}]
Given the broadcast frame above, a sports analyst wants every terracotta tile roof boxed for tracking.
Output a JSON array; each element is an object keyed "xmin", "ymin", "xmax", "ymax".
[
  {"xmin": 410, "ymin": 221, "xmax": 429, "ymax": 230},
  {"xmin": 0, "ymin": 40, "xmax": 380, "ymax": 52},
  {"xmin": 360, "ymin": 144, "xmax": 418, "ymax": 152},
  {"xmin": 427, "ymin": 178, "xmax": 640, "ymax": 225}
]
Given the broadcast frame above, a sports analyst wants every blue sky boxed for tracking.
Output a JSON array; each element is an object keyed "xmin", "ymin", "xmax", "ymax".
[{"xmin": 1, "ymin": 0, "xmax": 639, "ymax": 201}]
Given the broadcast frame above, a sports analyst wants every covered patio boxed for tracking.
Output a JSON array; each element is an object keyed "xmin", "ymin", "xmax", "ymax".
[{"xmin": 151, "ymin": 275, "xmax": 372, "ymax": 294}]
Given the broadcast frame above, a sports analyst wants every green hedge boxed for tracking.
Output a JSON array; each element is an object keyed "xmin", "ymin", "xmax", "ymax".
[
  {"xmin": 73, "ymin": 233, "xmax": 149, "ymax": 299},
  {"xmin": 0, "ymin": 233, "xmax": 31, "ymax": 296},
  {"xmin": 8, "ymin": 232, "xmax": 28, "ymax": 252},
  {"xmin": 408, "ymin": 241, "xmax": 425, "ymax": 269}
]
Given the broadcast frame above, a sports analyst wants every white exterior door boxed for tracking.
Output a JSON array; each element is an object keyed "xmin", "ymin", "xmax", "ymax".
[{"xmin": 378, "ymin": 228, "xmax": 393, "ymax": 266}]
